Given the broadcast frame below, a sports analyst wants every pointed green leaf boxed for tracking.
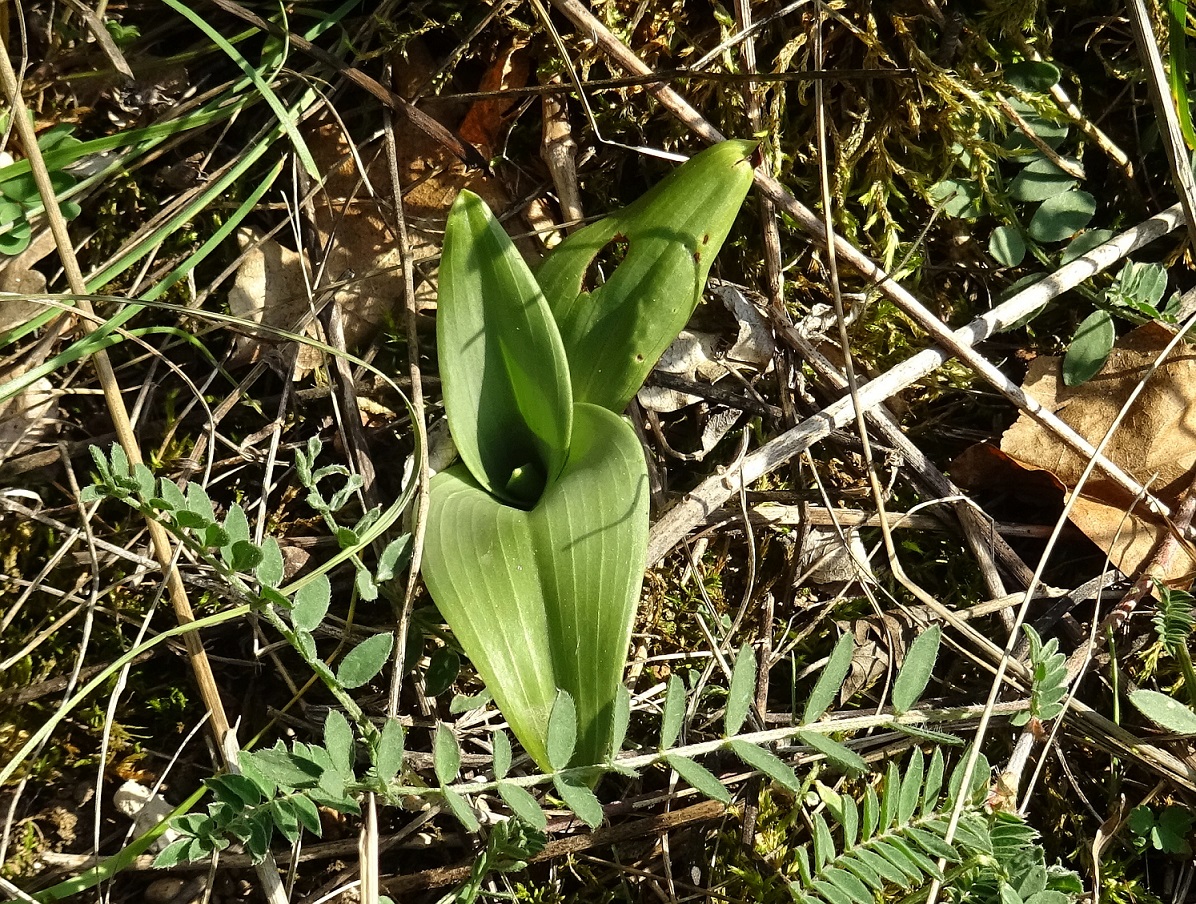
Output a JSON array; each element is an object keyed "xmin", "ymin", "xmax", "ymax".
[
  {"xmin": 804, "ymin": 633, "xmax": 855, "ymax": 724},
  {"xmin": 909, "ymin": 826, "xmax": 959, "ymax": 861},
  {"xmin": 434, "ymin": 723, "xmax": 462, "ymax": 786},
  {"xmin": 812, "ymin": 812, "xmax": 834, "ymax": 869},
  {"xmin": 442, "ymin": 786, "xmax": 480, "ymax": 832},
  {"xmin": 537, "ymin": 140, "xmax": 756, "ymax": 411},
  {"xmin": 553, "ymin": 774, "xmax": 604, "ymax": 828},
  {"xmin": 498, "ymin": 781, "xmax": 547, "ymax": 831},
  {"xmin": 824, "ymin": 867, "xmax": 872, "ymax": 904},
  {"xmin": 376, "ymin": 717, "xmax": 405, "ymax": 785},
  {"xmin": 660, "ymin": 673, "xmax": 686, "ymax": 750},
  {"xmin": 664, "ymin": 754, "xmax": 731, "ymax": 805},
  {"xmin": 422, "ymin": 403, "xmax": 649, "ymax": 770},
  {"xmin": 796, "ymin": 730, "xmax": 866, "ymax": 775},
  {"xmin": 862, "ymin": 785, "xmax": 879, "ymax": 840},
  {"xmin": 1130, "ymin": 689, "xmax": 1196, "ymax": 734},
  {"xmin": 922, "ymin": 747, "xmax": 945, "ymax": 816},
  {"xmin": 493, "ymin": 729, "xmax": 512, "ymax": 780},
  {"xmin": 725, "ymin": 643, "xmax": 756, "ymax": 736},
  {"xmin": 610, "ymin": 684, "xmax": 631, "ymax": 759},
  {"xmin": 855, "ymin": 846, "xmax": 911, "ymax": 888},
  {"xmin": 290, "ymin": 794, "xmax": 323, "ymax": 837},
  {"xmin": 840, "ymin": 853, "xmax": 883, "ymax": 891},
  {"xmin": 898, "ymin": 747, "xmax": 924, "ymax": 825},
  {"xmin": 727, "ymin": 739, "xmax": 800, "ymax": 792},
  {"xmin": 291, "ymin": 574, "xmax": 330, "ymax": 632},
  {"xmin": 438, "ymin": 190, "xmax": 572, "ymax": 506},
  {"xmin": 810, "ymin": 878, "xmax": 854, "ymax": 904},
  {"xmin": 880, "ymin": 761, "xmax": 900, "ymax": 829},
  {"xmin": 1063, "ymin": 309, "xmax": 1114, "ymax": 386},
  {"xmin": 892, "ymin": 723, "xmax": 965, "ymax": 746},
  {"xmin": 547, "ymin": 690, "xmax": 578, "ymax": 771},
  {"xmin": 892, "ymin": 624, "xmax": 940, "ymax": 714},
  {"xmin": 840, "ymin": 795, "xmax": 859, "ymax": 848},
  {"xmin": 886, "ymin": 835, "xmax": 942, "ymax": 878},
  {"xmin": 335, "ymin": 632, "xmax": 393, "ymax": 689}
]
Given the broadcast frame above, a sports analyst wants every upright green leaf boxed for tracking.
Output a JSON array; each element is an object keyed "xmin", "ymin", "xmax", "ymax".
[
  {"xmin": 438, "ymin": 190, "xmax": 572, "ymax": 506},
  {"xmin": 804, "ymin": 633, "xmax": 854, "ymax": 724},
  {"xmin": 547, "ymin": 691, "xmax": 578, "ymax": 771},
  {"xmin": 434, "ymin": 723, "xmax": 462, "ymax": 785},
  {"xmin": 323, "ymin": 710, "xmax": 354, "ymax": 779},
  {"xmin": 376, "ymin": 717, "xmax": 405, "ymax": 785},
  {"xmin": 493, "ymin": 729, "xmax": 512, "ymax": 780},
  {"xmin": 660, "ymin": 674, "xmax": 686, "ymax": 750},
  {"xmin": 725, "ymin": 643, "xmax": 756, "ymax": 736},
  {"xmin": 537, "ymin": 140, "xmax": 756, "ymax": 411},
  {"xmin": 291, "ymin": 574, "xmax": 331, "ymax": 633},
  {"xmin": 892, "ymin": 625, "xmax": 940, "ymax": 714}
]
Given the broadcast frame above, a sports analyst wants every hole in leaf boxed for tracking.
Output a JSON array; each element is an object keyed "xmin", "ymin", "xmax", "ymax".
[{"xmin": 582, "ymin": 233, "xmax": 630, "ymax": 292}]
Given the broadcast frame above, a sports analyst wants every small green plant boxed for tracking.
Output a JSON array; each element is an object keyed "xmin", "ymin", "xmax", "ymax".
[
  {"xmin": 1129, "ymin": 583, "xmax": 1196, "ymax": 734},
  {"xmin": 421, "ymin": 140, "xmax": 756, "ymax": 770},
  {"xmin": 1127, "ymin": 803, "xmax": 1194, "ymax": 855},
  {"xmin": 0, "ymin": 118, "xmax": 84, "ymax": 255},
  {"xmin": 1014, "ymin": 625, "xmax": 1069, "ymax": 728}
]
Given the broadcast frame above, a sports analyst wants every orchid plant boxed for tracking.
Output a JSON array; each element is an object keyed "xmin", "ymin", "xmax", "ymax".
[{"xmin": 421, "ymin": 140, "xmax": 756, "ymax": 770}]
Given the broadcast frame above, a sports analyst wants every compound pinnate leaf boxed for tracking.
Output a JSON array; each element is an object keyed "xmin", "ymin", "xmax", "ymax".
[
  {"xmin": 1062, "ymin": 309, "xmax": 1114, "ymax": 386},
  {"xmin": 891, "ymin": 624, "xmax": 940, "ymax": 714},
  {"xmin": 335, "ymin": 632, "xmax": 393, "ymax": 689},
  {"xmin": 804, "ymin": 633, "xmax": 854, "ymax": 724},
  {"xmin": 725, "ymin": 643, "xmax": 756, "ymax": 737}
]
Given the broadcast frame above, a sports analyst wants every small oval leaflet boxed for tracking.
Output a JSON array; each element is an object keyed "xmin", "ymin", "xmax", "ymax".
[
  {"xmin": 1063, "ymin": 309, "xmax": 1115, "ymax": 387},
  {"xmin": 1130, "ymin": 689, "xmax": 1196, "ymax": 735},
  {"xmin": 724, "ymin": 643, "xmax": 756, "ymax": 737},
  {"xmin": 335, "ymin": 632, "xmax": 393, "ymax": 689},
  {"xmin": 546, "ymin": 691, "xmax": 578, "ymax": 771},
  {"xmin": 891, "ymin": 624, "xmax": 941, "ymax": 714}
]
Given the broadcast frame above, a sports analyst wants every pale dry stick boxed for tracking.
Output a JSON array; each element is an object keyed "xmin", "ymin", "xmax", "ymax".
[
  {"xmin": 547, "ymin": 0, "xmax": 1187, "ymax": 539},
  {"xmin": 0, "ymin": 38, "xmax": 292, "ymax": 904},
  {"xmin": 541, "ymin": 82, "xmax": 585, "ymax": 231},
  {"xmin": 1126, "ymin": 0, "xmax": 1196, "ymax": 247},
  {"xmin": 382, "ymin": 61, "xmax": 430, "ymax": 720},
  {"xmin": 992, "ymin": 90, "xmax": 1086, "ymax": 179},
  {"xmin": 926, "ymin": 315, "xmax": 1196, "ymax": 904}
]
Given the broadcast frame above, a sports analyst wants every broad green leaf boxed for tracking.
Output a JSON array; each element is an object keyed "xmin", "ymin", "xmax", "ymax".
[
  {"xmin": 989, "ymin": 225, "xmax": 1026, "ymax": 267},
  {"xmin": 376, "ymin": 718, "xmax": 405, "ymax": 785},
  {"xmin": 1063, "ymin": 309, "xmax": 1114, "ymax": 386},
  {"xmin": 660, "ymin": 674, "xmax": 686, "ymax": 750},
  {"xmin": 1130, "ymin": 689, "xmax": 1196, "ymax": 734},
  {"xmin": 1061, "ymin": 228, "xmax": 1114, "ymax": 264},
  {"xmin": 796, "ymin": 730, "xmax": 866, "ymax": 775},
  {"xmin": 553, "ymin": 774, "xmax": 604, "ymax": 828},
  {"xmin": 1010, "ymin": 158, "xmax": 1077, "ymax": 202},
  {"xmin": 335, "ymin": 632, "xmax": 393, "ymax": 689},
  {"xmin": 1028, "ymin": 190, "xmax": 1096, "ymax": 242},
  {"xmin": 1006, "ymin": 60, "xmax": 1061, "ymax": 91},
  {"xmin": 438, "ymin": 190, "xmax": 572, "ymax": 507},
  {"xmin": 498, "ymin": 781, "xmax": 547, "ymax": 831},
  {"xmin": 434, "ymin": 723, "xmax": 462, "ymax": 785},
  {"xmin": 537, "ymin": 140, "xmax": 756, "ymax": 411},
  {"xmin": 323, "ymin": 710, "xmax": 354, "ymax": 778},
  {"xmin": 930, "ymin": 178, "xmax": 982, "ymax": 219},
  {"xmin": 892, "ymin": 625, "xmax": 940, "ymax": 714},
  {"xmin": 256, "ymin": 537, "xmax": 284, "ymax": 587},
  {"xmin": 291, "ymin": 574, "xmax": 331, "ymax": 633},
  {"xmin": 664, "ymin": 754, "xmax": 731, "ymax": 804},
  {"xmin": 422, "ymin": 403, "xmax": 649, "ymax": 770},
  {"xmin": 804, "ymin": 633, "xmax": 854, "ymax": 724},
  {"xmin": 547, "ymin": 691, "xmax": 578, "ymax": 771},
  {"xmin": 727, "ymin": 739, "xmax": 800, "ymax": 791},
  {"xmin": 725, "ymin": 643, "xmax": 756, "ymax": 736}
]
